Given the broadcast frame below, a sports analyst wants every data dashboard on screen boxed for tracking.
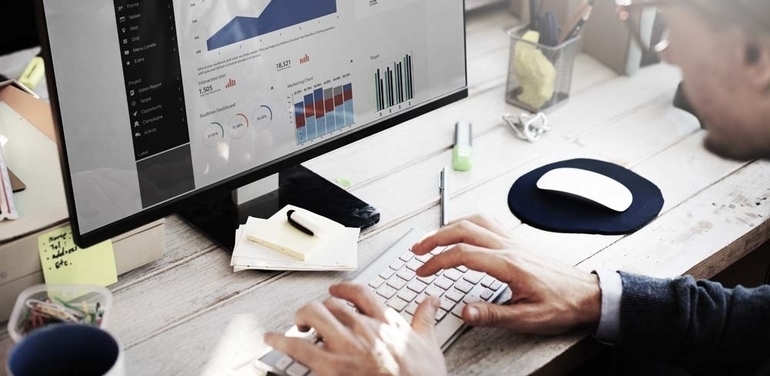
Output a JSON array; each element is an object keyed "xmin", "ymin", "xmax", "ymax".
[{"xmin": 40, "ymin": 0, "xmax": 466, "ymax": 237}]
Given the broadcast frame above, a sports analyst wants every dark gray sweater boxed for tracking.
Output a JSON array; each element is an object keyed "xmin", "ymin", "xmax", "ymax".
[{"xmin": 619, "ymin": 272, "xmax": 770, "ymax": 376}]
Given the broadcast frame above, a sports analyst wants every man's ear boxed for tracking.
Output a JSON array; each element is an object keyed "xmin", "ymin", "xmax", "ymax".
[{"xmin": 744, "ymin": 39, "xmax": 770, "ymax": 93}]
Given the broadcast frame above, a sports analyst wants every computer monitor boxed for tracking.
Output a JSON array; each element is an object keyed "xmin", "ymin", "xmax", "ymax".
[{"xmin": 35, "ymin": 0, "xmax": 468, "ymax": 250}]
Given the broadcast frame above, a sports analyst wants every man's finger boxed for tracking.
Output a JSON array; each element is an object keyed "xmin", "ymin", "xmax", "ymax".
[
  {"xmin": 411, "ymin": 220, "xmax": 507, "ymax": 256},
  {"xmin": 416, "ymin": 243, "xmax": 511, "ymax": 281},
  {"xmin": 448, "ymin": 214, "xmax": 511, "ymax": 239},
  {"xmin": 324, "ymin": 298, "xmax": 379, "ymax": 344},
  {"xmin": 294, "ymin": 302, "xmax": 354, "ymax": 350},
  {"xmin": 411, "ymin": 296, "xmax": 439, "ymax": 335},
  {"xmin": 465, "ymin": 214, "xmax": 511, "ymax": 238},
  {"xmin": 329, "ymin": 283, "xmax": 388, "ymax": 321},
  {"xmin": 264, "ymin": 332, "xmax": 329, "ymax": 370},
  {"xmin": 462, "ymin": 302, "xmax": 541, "ymax": 333}
]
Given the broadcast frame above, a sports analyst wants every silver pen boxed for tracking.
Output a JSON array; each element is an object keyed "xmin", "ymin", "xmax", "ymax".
[{"xmin": 440, "ymin": 166, "xmax": 449, "ymax": 227}]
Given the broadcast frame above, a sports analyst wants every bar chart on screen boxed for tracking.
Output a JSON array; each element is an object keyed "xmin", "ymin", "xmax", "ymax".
[
  {"xmin": 374, "ymin": 52, "xmax": 415, "ymax": 114},
  {"xmin": 293, "ymin": 80, "xmax": 355, "ymax": 145}
]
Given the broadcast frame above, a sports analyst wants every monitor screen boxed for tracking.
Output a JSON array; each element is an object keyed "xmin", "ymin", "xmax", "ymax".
[{"xmin": 37, "ymin": 0, "xmax": 467, "ymax": 247}]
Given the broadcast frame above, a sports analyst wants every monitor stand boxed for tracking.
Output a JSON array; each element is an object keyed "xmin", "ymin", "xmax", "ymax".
[{"xmin": 177, "ymin": 164, "xmax": 380, "ymax": 251}]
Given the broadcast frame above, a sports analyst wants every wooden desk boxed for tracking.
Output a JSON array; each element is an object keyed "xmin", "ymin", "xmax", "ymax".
[{"xmin": 3, "ymin": 8, "xmax": 770, "ymax": 376}]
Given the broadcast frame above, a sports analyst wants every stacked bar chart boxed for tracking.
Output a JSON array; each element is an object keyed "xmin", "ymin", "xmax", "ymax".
[
  {"xmin": 207, "ymin": 0, "xmax": 337, "ymax": 51},
  {"xmin": 294, "ymin": 83, "xmax": 354, "ymax": 144},
  {"xmin": 375, "ymin": 53, "xmax": 414, "ymax": 112}
]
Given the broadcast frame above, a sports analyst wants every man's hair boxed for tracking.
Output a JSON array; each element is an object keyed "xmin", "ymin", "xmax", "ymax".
[{"xmin": 700, "ymin": 0, "xmax": 770, "ymax": 35}]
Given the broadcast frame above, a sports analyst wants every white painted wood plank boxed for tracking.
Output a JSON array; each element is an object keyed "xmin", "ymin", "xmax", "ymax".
[
  {"xmin": 112, "ymin": 215, "xmax": 216, "ymax": 290},
  {"xmin": 577, "ymin": 163, "xmax": 765, "ymax": 278},
  {"xmin": 569, "ymin": 54, "xmax": 618, "ymax": 94},
  {"xmin": 305, "ymin": 63, "xmax": 677, "ymax": 196},
  {"xmin": 109, "ymin": 250, "xmax": 278, "ymax": 348},
  {"xmin": 347, "ymin": 72, "xmax": 685, "ymax": 233}
]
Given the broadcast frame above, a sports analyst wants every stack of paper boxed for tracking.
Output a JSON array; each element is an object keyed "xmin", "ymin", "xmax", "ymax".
[{"xmin": 230, "ymin": 205, "xmax": 359, "ymax": 272}]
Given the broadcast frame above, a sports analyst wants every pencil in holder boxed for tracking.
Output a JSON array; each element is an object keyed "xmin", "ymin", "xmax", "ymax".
[{"xmin": 505, "ymin": 25, "xmax": 581, "ymax": 112}]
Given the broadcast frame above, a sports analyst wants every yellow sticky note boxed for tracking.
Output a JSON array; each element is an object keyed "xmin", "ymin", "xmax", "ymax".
[{"xmin": 38, "ymin": 226, "xmax": 118, "ymax": 286}]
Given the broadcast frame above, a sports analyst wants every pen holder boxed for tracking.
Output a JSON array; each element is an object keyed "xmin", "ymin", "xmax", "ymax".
[{"xmin": 505, "ymin": 25, "xmax": 581, "ymax": 113}]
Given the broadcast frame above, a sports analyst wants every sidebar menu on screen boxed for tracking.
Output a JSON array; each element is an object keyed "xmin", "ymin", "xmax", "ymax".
[{"xmin": 113, "ymin": 0, "xmax": 196, "ymax": 208}]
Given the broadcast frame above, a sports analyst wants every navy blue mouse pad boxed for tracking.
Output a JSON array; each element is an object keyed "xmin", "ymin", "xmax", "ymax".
[{"xmin": 508, "ymin": 158, "xmax": 664, "ymax": 235}]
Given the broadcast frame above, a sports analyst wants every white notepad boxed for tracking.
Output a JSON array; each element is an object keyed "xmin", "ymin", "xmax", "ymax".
[
  {"xmin": 231, "ymin": 216, "xmax": 358, "ymax": 272},
  {"xmin": 246, "ymin": 205, "xmax": 345, "ymax": 261}
]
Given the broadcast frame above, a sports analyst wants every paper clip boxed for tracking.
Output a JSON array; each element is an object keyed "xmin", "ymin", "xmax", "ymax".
[{"xmin": 502, "ymin": 111, "xmax": 551, "ymax": 142}]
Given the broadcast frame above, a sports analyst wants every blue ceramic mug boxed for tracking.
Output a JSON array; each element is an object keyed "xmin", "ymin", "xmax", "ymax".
[{"xmin": 5, "ymin": 324, "xmax": 124, "ymax": 376}]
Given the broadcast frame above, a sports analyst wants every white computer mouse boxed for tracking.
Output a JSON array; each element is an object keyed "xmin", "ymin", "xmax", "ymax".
[{"xmin": 536, "ymin": 167, "xmax": 633, "ymax": 212}]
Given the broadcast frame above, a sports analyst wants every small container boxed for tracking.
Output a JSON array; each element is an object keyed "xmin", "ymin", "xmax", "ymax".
[
  {"xmin": 505, "ymin": 25, "xmax": 582, "ymax": 112},
  {"xmin": 7, "ymin": 284, "xmax": 113, "ymax": 343}
]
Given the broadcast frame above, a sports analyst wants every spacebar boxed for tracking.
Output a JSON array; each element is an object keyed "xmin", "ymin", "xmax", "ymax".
[{"xmin": 434, "ymin": 314, "xmax": 466, "ymax": 348}]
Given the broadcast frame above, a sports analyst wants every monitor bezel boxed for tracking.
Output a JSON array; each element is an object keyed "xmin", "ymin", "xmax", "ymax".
[{"xmin": 34, "ymin": 0, "xmax": 469, "ymax": 248}]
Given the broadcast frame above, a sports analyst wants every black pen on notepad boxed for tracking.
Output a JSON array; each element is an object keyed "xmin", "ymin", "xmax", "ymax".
[{"xmin": 287, "ymin": 209, "xmax": 319, "ymax": 236}]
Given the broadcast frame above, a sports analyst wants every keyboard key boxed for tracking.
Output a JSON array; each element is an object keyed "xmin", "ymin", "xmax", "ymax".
[
  {"xmin": 375, "ymin": 295, "xmax": 388, "ymax": 305},
  {"xmin": 439, "ymin": 297, "xmax": 456, "ymax": 312},
  {"xmin": 399, "ymin": 311, "xmax": 413, "ymax": 323},
  {"xmin": 286, "ymin": 362, "xmax": 309, "ymax": 376},
  {"xmin": 442, "ymin": 268, "xmax": 463, "ymax": 281},
  {"xmin": 481, "ymin": 289, "xmax": 494, "ymax": 301},
  {"xmin": 480, "ymin": 276, "xmax": 496, "ymax": 288},
  {"xmin": 435, "ymin": 308, "xmax": 448, "ymax": 322},
  {"xmin": 463, "ymin": 283, "xmax": 489, "ymax": 304},
  {"xmin": 407, "ymin": 280, "xmax": 427, "ymax": 293},
  {"xmin": 425, "ymin": 285, "xmax": 444, "ymax": 297},
  {"xmin": 490, "ymin": 281, "xmax": 503, "ymax": 291},
  {"xmin": 406, "ymin": 259, "xmax": 424, "ymax": 271},
  {"xmin": 454, "ymin": 280, "xmax": 474, "ymax": 293},
  {"xmin": 415, "ymin": 293, "xmax": 427, "ymax": 304},
  {"xmin": 415, "ymin": 253, "xmax": 432, "ymax": 263},
  {"xmin": 463, "ymin": 270, "xmax": 485, "ymax": 285},
  {"xmin": 275, "ymin": 356, "xmax": 293, "ymax": 371},
  {"xmin": 451, "ymin": 302, "xmax": 466, "ymax": 317},
  {"xmin": 430, "ymin": 247, "xmax": 445, "ymax": 256},
  {"xmin": 376, "ymin": 285, "xmax": 397, "ymax": 299},
  {"xmin": 386, "ymin": 277, "xmax": 407, "ymax": 290},
  {"xmin": 456, "ymin": 265, "xmax": 469, "ymax": 273},
  {"xmin": 439, "ymin": 313, "xmax": 465, "ymax": 335},
  {"xmin": 434, "ymin": 276, "xmax": 453, "ymax": 290},
  {"xmin": 405, "ymin": 301, "xmax": 420, "ymax": 315},
  {"xmin": 444, "ymin": 288, "xmax": 465, "ymax": 303},
  {"xmin": 399, "ymin": 252, "xmax": 414, "ymax": 262},
  {"xmin": 389, "ymin": 260, "xmax": 405, "ymax": 271},
  {"xmin": 416, "ymin": 275, "xmax": 435, "ymax": 284},
  {"xmin": 380, "ymin": 268, "xmax": 395, "ymax": 279},
  {"xmin": 397, "ymin": 269, "xmax": 416, "ymax": 281},
  {"xmin": 387, "ymin": 297, "xmax": 409, "ymax": 312},
  {"xmin": 369, "ymin": 277, "xmax": 386, "ymax": 289},
  {"xmin": 397, "ymin": 289, "xmax": 418, "ymax": 302}
]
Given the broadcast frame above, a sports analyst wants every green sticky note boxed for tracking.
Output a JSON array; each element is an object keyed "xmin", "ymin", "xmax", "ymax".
[{"xmin": 38, "ymin": 226, "xmax": 118, "ymax": 286}]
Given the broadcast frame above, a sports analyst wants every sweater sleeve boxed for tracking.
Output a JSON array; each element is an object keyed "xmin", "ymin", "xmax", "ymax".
[{"xmin": 619, "ymin": 271, "xmax": 770, "ymax": 374}]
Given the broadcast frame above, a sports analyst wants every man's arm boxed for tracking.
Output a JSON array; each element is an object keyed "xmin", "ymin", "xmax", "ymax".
[{"xmin": 619, "ymin": 272, "xmax": 770, "ymax": 373}]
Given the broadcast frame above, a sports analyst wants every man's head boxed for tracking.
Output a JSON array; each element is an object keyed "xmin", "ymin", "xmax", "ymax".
[{"xmin": 660, "ymin": 0, "xmax": 770, "ymax": 160}]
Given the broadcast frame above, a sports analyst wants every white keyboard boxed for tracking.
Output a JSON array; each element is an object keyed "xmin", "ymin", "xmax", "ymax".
[{"xmin": 256, "ymin": 228, "xmax": 508, "ymax": 376}]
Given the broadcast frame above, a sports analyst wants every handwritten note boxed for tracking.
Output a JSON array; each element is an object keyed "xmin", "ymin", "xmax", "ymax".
[{"xmin": 38, "ymin": 226, "xmax": 117, "ymax": 286}]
